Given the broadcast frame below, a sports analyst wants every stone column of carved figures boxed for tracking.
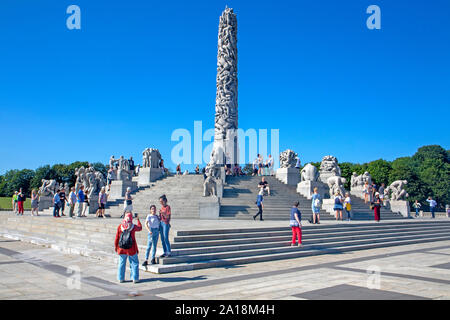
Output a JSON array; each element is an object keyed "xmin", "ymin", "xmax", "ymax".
[{"xmin": 213, "ymin": 7, "xmax": 239, "ymax": 167}]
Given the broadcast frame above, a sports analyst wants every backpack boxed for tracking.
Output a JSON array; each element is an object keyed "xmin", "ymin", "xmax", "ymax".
[
  {"xmin": 314, "ymin": 198, "xmax": 321, "ymax": 208},
  {"xmin": 334, "ymin": 197, "xmax": 341, "ymax": 205},
  {"xmin": 118, "ymin": 229, "xmax": 133, "ymax": 249}
]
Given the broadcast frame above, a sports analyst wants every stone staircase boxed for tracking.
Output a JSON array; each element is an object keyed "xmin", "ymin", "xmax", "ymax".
[
  {"xmin": 219, "ymin": 176, "xmax": 404, "ymax": 221},
  {"xmin": 105, "ymin": 174, "xmax": 205, "ymax": 219},
  {"xmin": 153, "ymin": 220, "xmax": 450, "ymax": 273},
  {"xmin": 1, "ymin": 212, "xmax": 449, "ymax": 275}
]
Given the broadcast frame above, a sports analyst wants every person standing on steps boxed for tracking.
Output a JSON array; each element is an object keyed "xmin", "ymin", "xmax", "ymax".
[
  {"xmin": 310, "ymin": 187, "xmax": 321, "ymax": 224},
  {"xmin": 97, "ymin": 187, "xmax": 107, "ymax": 218},
  {"xmin": 142, "ymin": 204, "xmax": 160, "ymax": 267},
  {"xmin": 17, "ymin": 188, "xmax": 26, "ymax": 215},
  {"xmin": 76, "ymin": 185, "xmax": 85, "ymax": 218},
  {"xmin": 334, "ymin": 192, "xmax": 344, "ymax": 221},
  {"xmin": 59, "ymin": 188, "xmax": 68, "ymax": 217},
  {"xmin": 413, "ymin": 200, "xmax": 421, "ymax": 218},
  {"xmin": 253, "ymin": 188, "xmax": 264, "ymax": 221},
  {"xmin": 159, "ymin": 194, "xmax": 172, "ymax": 257},
  {"xmin": 53, "ymin": 189, "xmax": 61, "ymax": 218},
  {"xmin": 426, "ymin": 196, "xmax": 437, "ymax": 219},
  {"xmin": 69, "ymin": 187, "xmax": 77, "ymax": 218},
  {"xmin": 290, "ymin": 201, "xmax": 302, "ymax": 247},
  {"xmin": 372, "ymin": 192, "xmax": 382, "ymax": 222},
  {"xmin": 114, "ymin": 211, "xmax": 142, "ymax": 284},
  {"xmin": 122, "ymin": 187, "xmax": 133, "ymax": 218},
  {"xmin": 30, "ymin": 189, "xmax": 39, "ymax": 216},
  {"xmin": 363, "ymin": 182, "xmax": 370, "ymax": 204},
  {"xmin": 12, "ymin": 191, "xmax": 18, "ymax": 214},
  {"xmin": 344, "ymin": 192, "xmax": 352, "ymax": 221}
]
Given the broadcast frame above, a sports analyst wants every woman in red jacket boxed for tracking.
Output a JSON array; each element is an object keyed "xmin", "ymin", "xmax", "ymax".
[{"xmin": 114, "ymin": 211, "xmax": 142, "ymax": 283}]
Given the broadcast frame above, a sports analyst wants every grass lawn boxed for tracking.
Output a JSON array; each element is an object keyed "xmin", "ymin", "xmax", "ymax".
[{"xmin": 0, "ymin": 197, "xmax": 31, "ymax": 209}]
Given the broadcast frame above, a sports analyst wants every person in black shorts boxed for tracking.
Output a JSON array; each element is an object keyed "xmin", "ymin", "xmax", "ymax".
[{"xmin": 59, "ymin": 188, "xmax": 68, "ymax": 216}]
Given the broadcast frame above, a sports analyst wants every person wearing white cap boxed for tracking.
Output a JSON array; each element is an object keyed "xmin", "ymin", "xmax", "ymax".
[
  {"xmin": 122, "ymin": 187, "xmax": 133, "ymax": 218},
  {"xmin": 372, "ymin": 192, "xmax": 382, "ymax": 222}
]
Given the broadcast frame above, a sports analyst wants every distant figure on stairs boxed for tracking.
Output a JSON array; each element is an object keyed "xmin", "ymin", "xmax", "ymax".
[
  {"xmin": 195, "ymin": 165, "xmax": 200, "ymax": 174},
  {"xmin": 258, "ymin": 177, "xmax": 271, "ymax": 196},
  {"xmin": 253, "ymin": 189, "xmax": 264, "ymax": 221},
  {"xmin": 372, "ymin": 192, "xmax": 382, "ymax": 222},
  {"xmin": 310, "ymin": 187, "xmax": 321, "ymax": 224},
  {"xmin": 176, "ymin": 164, "xmax": 182, "ymax": 176},
  {"xmin": 290, "ymin": 201, "xmax": 302, "ymax": 247}
]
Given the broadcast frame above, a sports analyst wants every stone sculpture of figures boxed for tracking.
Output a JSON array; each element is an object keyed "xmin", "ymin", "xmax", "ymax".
[
  {"xmin": 301, "ymin": 163, "xmax": 319, "ymax": 182},
  {"xmin": 203, "ymin": 163, "xmax": 219, "ymax": 197},
  {"xmin": 351, "ymin": 172, "xmax": 371, "ymax": 188},
  {"xmin": 327, "ymin": 176, "xmax": 347, "ymax": 197},
  {"xmin": 117, "ymin": 156, "xmax": 131, "ymax": 181},
  {"xmin": 109, "ymin": 156, "xmax": 118, "ymax": 169},
  {"xmin": 320, "ymin": 156, "xmax": 342, "ymax": 176},
  {"xmin": 385, "ymin": 180, "xmax": 409, "ymax": 201},
  {"xmin": 214, "ymin": 7, "xmax": 238, "ymax": 159},
  {"xmin": 142, "ymin": 148, "xmax": 162, "ymax": 168},
  {"xmin": 74, "ymin": 166, "xmax": 106, "ymax": 198},
  {"xmin": 279, "ymin": 149, "xmax": 298, "ymax": 168},
  {"xmin": 39, "ymin": 179, "xmax": 58, "ymax": 197}
]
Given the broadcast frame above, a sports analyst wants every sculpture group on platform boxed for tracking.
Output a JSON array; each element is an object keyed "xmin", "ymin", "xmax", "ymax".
[
  {"xmin": 320, "ymin": 155, "xmax": 342, "ymax": 177},
  {"xmin": 39, "ymin": 179, "xmax": 69, "ymax": 197},
  {"xmin": 300, "ymin": 163, "xmax": 319, "ymax": 182},
  {"xmin": 279, "ymin": 149, "xmax": 298, "ymax": 168},
  {"xmin": 385, "ymin": 180, "xmax": 409, "ymax": 201},
  {"xmin": 74, "ymin": 165, "xmax": 106, "ymax": 198},
  {"xmin": 142, "ymin": 148, "xmax": 161, "ymax": 169},
  {"xmin": 109, "ymin": 155, "xmax": 132, "ymax": 181}
]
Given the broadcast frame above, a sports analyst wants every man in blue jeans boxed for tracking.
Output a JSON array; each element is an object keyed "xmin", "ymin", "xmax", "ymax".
[
  {"xmin": 53, "ymin": 189, "xmax": 61, "ymax": 217},
  {"xmin": 426, "ymin": 196, "xmax": 437, "ymax": 218},
  {"xmin": 142, "ymin": 205, "xmax": 160, "ymax": 267}
]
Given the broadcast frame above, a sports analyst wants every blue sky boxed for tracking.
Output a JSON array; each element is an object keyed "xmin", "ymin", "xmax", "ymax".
[{"xmin": 0, "ymin": 0, "xmax": 449, "ymax": 173}]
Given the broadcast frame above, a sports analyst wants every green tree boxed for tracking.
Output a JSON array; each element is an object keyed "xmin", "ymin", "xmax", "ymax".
[{"xmin": 367, "ymin": 159, "xmax": 392, "ymax": 186}]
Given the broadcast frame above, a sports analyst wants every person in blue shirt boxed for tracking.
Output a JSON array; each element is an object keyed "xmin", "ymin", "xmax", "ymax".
[
  {"xmin": 426, "ymin": 196, "xmax": 437, "ymax": 219},
  {"xmin": 253, "ymin": 189, "xmax": 264, "ymax": 221},
  {"xmin": 311, "ymin": 187, "xmax": 321, "ymax": 224},
  {"xmin": 53, "ymin": 189, "xmax": 61, "ymax": 218},
  {"xmin": 77, "ymin": 185, "xmax": 86, "ymax": 217},
  {"xmin": 290, "ymin": 201, "xmax": 302, "ymax": 247}
]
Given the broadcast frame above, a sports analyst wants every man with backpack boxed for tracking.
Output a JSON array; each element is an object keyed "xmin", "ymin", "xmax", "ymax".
[{"xmin": 114, "ymin": 211, "xmax": 142, "ymax": 283}]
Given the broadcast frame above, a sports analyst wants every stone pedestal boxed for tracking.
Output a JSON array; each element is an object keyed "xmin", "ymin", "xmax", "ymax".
[
  {"xmin": 109, "ymin": 180, "xmax": 137, "ymax": 199},
  {"xmin": 297, "ymin": 181, "xmax": 329, "ymax": 200},
  {"xmin": 387, "ymin": 200, "xmax": 410, "ymax": 218},
  {"xmin": 88, "ymin": 195, "xmax": 99, "ymax": 214},
  {"xmin": 199, "ymin": 196, "xmax": 220, "ymax": 220},
  {"xmin": 276, "ymin": 167, "xmax": 300, "ymax": 186},
  {"xmin": 321, "ymin": 199, "xmax": 335, "ymax": 214},
  {"xmin": 138, "ymin": 167, "xmax": 163, "ymax": 186},
  {"xmin": 216, "ymin": 179, "xmax": 224, "ymax": 199},
  {"xmin": 350, "ymin": 186, "xmax": 365, "ymax": 200},
  {"xmin": 220, "ymin": 167, "xmax": 226, "ymax": 185},
  {"xmin": 38, "ymin": 196, "xmax": 53, "ymax": 211}
]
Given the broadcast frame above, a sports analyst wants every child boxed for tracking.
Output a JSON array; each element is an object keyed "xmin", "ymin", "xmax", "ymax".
[{"xmin": 142, "ymin": 205, "xmax": 160, "ymax": 267}]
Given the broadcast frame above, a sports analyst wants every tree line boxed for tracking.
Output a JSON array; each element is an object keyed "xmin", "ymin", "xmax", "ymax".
[{"xmin": 0, "ymin": 162, "xmax": 107, "ymax": 198}]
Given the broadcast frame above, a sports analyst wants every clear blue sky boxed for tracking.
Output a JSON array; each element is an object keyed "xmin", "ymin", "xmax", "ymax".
[{"xmin": 0, "ymin": 0, "xmax": 449, "ymax": 173}]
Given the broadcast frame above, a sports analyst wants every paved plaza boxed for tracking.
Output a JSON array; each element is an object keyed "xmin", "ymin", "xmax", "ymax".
[{"xmin": 1, "ymin": 234, "xmax": 449, "ymax": 300}]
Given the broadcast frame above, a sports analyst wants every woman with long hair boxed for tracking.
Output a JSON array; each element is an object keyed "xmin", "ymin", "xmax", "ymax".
[{"xmin": 158, "ymin": 194, "xmax": 172, "ymax": 258}]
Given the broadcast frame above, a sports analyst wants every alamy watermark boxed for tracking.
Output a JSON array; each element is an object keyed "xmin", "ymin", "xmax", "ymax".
[{"xmin": 66, "ymin": 5, "xmax": 81, "ymax": 30}]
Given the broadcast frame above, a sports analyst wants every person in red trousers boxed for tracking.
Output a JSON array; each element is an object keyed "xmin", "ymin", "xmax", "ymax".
[
  {"xmin": 372, "ymin": 192, "xmax": 382, "ymax": 222},
  {"xmin": 17, "ymin": 188, "xmax": 26, "ymax": 215},
  {"xmin": 290, "ymin": 201, "xmax": 303, "ymax": 247}
]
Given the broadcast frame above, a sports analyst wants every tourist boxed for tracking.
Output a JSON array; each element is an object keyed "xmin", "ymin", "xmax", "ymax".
[
  {"xmin": 142, "ymin": 204, "xmax": 160, "ymax": 267},
  {"xmin": 82, "ymin": 192, "xmax": 90, "ymax": 216},
  {"xmin": 160, "ymin": 159, "xmax": 167, "ymax": 176},
  {"xmin": 290, "ymin": 201, "xmax": 302, "ymax": 247},
  {"xmin": 135, "ymin": 164, "xmax": 140, "ymax": 176},
  {"xmin": 258, "ymin": 154, "xmax": 264, "ymax": 176},
  {"xmin": 59, "ymin": 188, "xmax": 67, "ymax": 217},
  {"xmin": 426, "ymin": 196, "xmax": 437, "ymax": 219},
  {"xmin": 258, "ymin": 177, "xmax": 271, "ymax": 196},
  {"xmin": 107, "ymin": 168, "xmax": 114, "ymax": 192},
  {"xmin": 30, "ymin": 189, "xmax": 39, "ymax": 216},
  {"xmin": 233, "ymin": 163, "xmax": 239, "ymax": 176},
  {"xmin": 195, "ymin": 165, "xmax": 200, "ymax": 175},
  {"xmin": 253, "ymin": 188, "xmax": 264, "ymax": 221},
  {"xmin": 114, "ymin": 211, "xmax": 142, "ymax": 284},
  {"xmin": 371, "ymin": 182, "xmax": 378, "ymax": 200},
  {"xmin": 17, "ymin": 188, "xmax": 26, "ymax": 215},
  {"xmin": 372, "ymin": 192, "xmax": 382, "ymax": 222},
  {"xmin": 363, "ymin": 182, "xmax": 370, "ymax": 204},
  {"xmin": 176, "ymin": 164, "xmax": 182, "ymax": 176},
  {"xmin": 267, "ymin": 155, "xmax": 274, "ymax": 176},
  {"xmin": 311, "ymin": 187, "xmax": 321, "ymax": 224},
  {"xmin": 334, "ymin": 192, "xmax": 343, "ymax": 221},
  {"xmin": 159, "ymin": 194, "xmax": 172, "ymax": 257},
  {"xmin": 53, "ymin": 189, "xmax": 61, "ymax": 218},
  {"xmin": 12, "ymin": 191, "xmax": 18, "ymax": 214},
  {"xmin": 413, "ymin": 200, "xmax": 422, "ymax": 218},
  {"xmin": 76, "ymin": 185, "xmax": 85, "ymax": 217},
  {"xmin": 252, "ymin": 157, "xmax": 259, "ymax": 176},
  {"xmin": 446, "ymin": 205, "xmax": 450, "ymax": 218},
  {"xmin": 129, "ymin": 157, "xmax": 135, "ymax": 176},
  {"xmin": 123, "ymin": 187, "xmax": 133, "ymax": 218},
  {"xmin": 344, "ymin": 192, "xmax": 352, "ymax": 221},
  {"xmin": 97, "ymin": 187, "xmax": 108, "ymax": 218},
  {"xmin": 69, "ymin": 187, "xmax": 77, "ymax": 218}
]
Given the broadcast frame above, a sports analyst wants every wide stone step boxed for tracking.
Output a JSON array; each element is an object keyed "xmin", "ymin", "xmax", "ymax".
[{"xmin": 147, "ymin": 234, "xmax": 450, "ymax": 273}]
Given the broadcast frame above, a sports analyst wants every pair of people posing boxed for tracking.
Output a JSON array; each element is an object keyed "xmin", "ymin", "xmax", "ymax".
[{"xmin": 142, "ymin": 194, "xmax": 172, "ymax": 267}]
